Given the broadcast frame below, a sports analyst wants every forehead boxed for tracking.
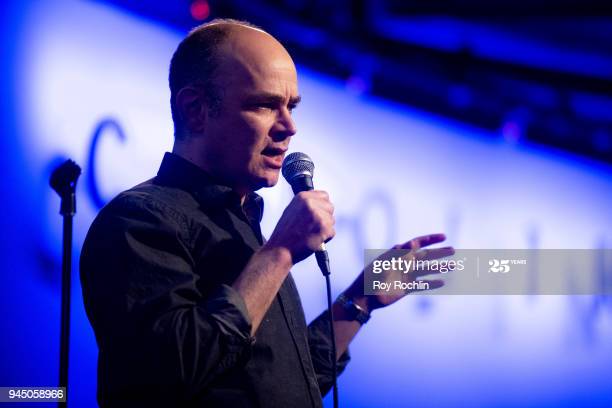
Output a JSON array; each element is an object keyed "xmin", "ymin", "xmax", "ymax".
[{"xmin": 214, "ymin": 28, "xmax": 298, "ymax": 93}]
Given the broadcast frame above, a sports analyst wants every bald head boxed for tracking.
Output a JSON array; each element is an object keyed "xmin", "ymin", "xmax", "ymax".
[
  {"xmin": 214, "ymin": 22, "xmax": 292, "ymax": 63},
  {"xmin": 215, "ymin": 25, "xmax": 296, "ymax": 94},
  {"xmin": 168, "ymin": 19, "xmax": 295, "ymax": 139}
]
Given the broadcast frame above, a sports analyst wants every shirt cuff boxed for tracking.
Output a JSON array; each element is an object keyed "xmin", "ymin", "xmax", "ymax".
[{"xmin": 205, "ymin": 284, "xmax": 254, "ymax": 345}]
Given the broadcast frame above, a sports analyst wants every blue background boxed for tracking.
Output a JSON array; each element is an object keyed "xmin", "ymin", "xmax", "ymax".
[{"xmin": 1, "ymin": 1, "xmax": 611, "ymax": 407}]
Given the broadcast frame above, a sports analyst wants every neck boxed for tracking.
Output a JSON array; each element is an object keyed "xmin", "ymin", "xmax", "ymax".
[{"xmin": 172, "ymin": 144, "xmax": 250, "ymax": 205}]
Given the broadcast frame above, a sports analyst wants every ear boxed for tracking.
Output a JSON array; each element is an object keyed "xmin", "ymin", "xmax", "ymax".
[{"xmin": 176, "ymin": 86, "xmax": 207, "ymax": 134}]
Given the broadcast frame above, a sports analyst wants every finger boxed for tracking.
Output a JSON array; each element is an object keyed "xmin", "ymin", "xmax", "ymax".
[
  {"xmin": 395, "ymin": 240, "xmax": 420, "ymax": 251},
  {"xmin": 410, "ymin": 265, "xmax": 456, "ymax": 278},
  {"xmin": 304, "ymin": 191, "xmax": 333, "ymax": 214},
  {"xmin": 296, "ymin": 190, "xmax": 329, "ymax": 204},
  {"xmin": 411, "ymin": 269, "xmax": 442, "ymax": 278},
  {"xmin": 323, "ymin": 226, "xmax": 335, "ymax": 243},
  {"xmin": 313, "ymin": 199, "xmax": 334, "ymax": 215},
  {"xmin": 415, "ymin": 246, "xmax": 455, "ymax": 261},
  {"xmin": 310, "ymin": 190, "xmax": 329, "ymax": 199},
  {"xmin": 396, "ymin": 233, "xmax": 446, "ymax": 251},
  {"xmin": 415, "ymin": 233, "xmax": 447, "ymax": 248},
  {"xmin": 313, "ymin": 216, "xmax": 335, "ymax": 241}
]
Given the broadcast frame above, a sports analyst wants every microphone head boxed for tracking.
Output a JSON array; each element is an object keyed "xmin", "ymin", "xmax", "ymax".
[{"xmin": 282, "ymin": 152, "xmax": 314, "ymax": 183}]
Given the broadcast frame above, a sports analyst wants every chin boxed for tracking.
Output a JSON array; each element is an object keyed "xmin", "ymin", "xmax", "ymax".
[
  {"xmin": 263, "ymin": 174, "xmax": 280, "ymax": 188},
  {"xmin": 251, "ymin": 172, "xmax": 280, "ymax": 191}
]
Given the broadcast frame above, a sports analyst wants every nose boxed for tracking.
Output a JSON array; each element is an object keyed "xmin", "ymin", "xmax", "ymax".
[{"xmin": 271, "ymin": 107, "xmax": 297, "ymax": 141}]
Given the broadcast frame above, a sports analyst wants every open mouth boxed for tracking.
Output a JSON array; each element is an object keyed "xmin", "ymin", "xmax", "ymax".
[
  {"xmin": 261, "ymin": 146, "xmax": 286, "ymax": 157},
  {"xmin": 261, "ymin": 147, "xmax": 287, "ymax": 169}
]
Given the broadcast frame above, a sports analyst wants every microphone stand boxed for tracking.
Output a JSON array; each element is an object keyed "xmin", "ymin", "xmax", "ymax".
[{"xmin": 50, "ymin": 160, "xmax": 81, "ymax": 408}]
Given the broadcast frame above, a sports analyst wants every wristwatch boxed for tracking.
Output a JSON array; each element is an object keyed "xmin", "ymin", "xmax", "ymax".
[{"xmin": 336, "ymin": 293, "xmax": 371, "ymax": 324}]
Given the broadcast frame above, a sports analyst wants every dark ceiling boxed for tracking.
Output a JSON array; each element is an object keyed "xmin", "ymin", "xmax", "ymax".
[{"xmin": 98, "ymin": 0, "xmax": 612, "ymax": 164}]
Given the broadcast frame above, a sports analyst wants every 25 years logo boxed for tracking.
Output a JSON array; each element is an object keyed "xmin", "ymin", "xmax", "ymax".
[
  {"xmin": 488, "ymin": 259, "xmax": 511, "ymax": 273},
  {"xmin": 488, "ymin": 258, "xmax": 528, "ymax": 273}
]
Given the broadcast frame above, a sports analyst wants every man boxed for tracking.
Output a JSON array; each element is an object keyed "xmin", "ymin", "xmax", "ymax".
[{"xmin": 80, "ymin": 19, "xmax": 452, "ymax": 407}]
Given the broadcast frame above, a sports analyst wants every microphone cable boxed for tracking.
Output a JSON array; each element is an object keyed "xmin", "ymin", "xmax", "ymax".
[
  {"xmin": 316, "ymin": 249, "xmax": 338, "ymax": 408},
  {"xmin": 283, "ymin": 152, "xmax": 339, "ymax": 408}
]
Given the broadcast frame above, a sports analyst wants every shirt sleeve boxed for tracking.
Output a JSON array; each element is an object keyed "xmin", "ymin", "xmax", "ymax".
[
  {"xmin": 307, "ymin": 310, "xmax": 351, "ymax": 396},
  {"xmin": 80, "ymin": 193, "xmax": 254, "ymax": 402}
]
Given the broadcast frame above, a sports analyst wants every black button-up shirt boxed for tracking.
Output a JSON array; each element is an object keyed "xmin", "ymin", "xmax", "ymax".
[{"xmin": 80, "ymin": 152, "xmax": 349, "ymax": 407}]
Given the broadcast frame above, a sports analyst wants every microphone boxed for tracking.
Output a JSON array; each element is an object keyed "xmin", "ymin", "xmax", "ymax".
[
  {"xmin": 281, "ymin": 152, "xmax": 331, "ymax": 276},
  {"xmin": 281, "ymin": 152, "xmax": 338, "ymax": 408}
]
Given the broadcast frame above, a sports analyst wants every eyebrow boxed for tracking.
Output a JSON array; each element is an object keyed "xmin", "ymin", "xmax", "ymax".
[{"xmin": 245, "ymin": 93, "xmax": 302, "ymax": 107}]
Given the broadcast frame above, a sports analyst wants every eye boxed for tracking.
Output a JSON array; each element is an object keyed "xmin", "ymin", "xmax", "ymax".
[{"xmin": 254, "ymin": 103, "xmax": 276, "ymax": 112}]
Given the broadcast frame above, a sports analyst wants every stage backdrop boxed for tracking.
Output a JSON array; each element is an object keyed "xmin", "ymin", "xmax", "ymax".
[{"xmin": 1, "ymin": 1, "xmax": 611, "ymax": 407}]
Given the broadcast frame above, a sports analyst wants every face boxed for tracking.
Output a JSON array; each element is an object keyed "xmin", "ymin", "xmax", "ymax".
[{"xmin": 198, "ymin": 27, "xmax": 299, "ymax": 195}]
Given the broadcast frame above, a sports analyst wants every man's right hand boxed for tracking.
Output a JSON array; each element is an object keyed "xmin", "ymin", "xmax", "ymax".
[{"xmin": 265, "ymin": 190, "xmax": 335, "ymax": 264}]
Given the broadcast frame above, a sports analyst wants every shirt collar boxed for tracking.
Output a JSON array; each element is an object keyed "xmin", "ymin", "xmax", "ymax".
[{"xmin": 155, "ymin": 152, "xmax": 264, "ymax": 223}]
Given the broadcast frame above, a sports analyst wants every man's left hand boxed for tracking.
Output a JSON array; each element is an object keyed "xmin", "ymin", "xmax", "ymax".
[{"xmin": 342, "ymin": 233, "xmax": 454, "ymax": 313}]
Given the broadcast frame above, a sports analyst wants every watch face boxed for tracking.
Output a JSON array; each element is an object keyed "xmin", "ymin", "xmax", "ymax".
[
  {"xmin": 346, "ymin": 302, "xmax": 360, "ymax": 321},
  {"xmin": 338, "ymin": 294, "xmax": 370, "ymax": 324}
]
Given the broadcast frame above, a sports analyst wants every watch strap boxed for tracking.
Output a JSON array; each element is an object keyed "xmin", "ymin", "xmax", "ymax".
[{"xmin": 337, "ymin": 293, "xmax": 371, "ymax": 324}]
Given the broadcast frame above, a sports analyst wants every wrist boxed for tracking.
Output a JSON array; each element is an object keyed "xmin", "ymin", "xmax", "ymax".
[
  {"xmin": 342, "ymin": 287, "xmax": 372, "ymax": 314},
  {"xmin": 259, "ymin": 243, "xmax": 294, "ymax": 268},
  {"xmin": 353, "ymin": 295, "xmax": 372, "ymax": 314},
  {"xmin": 335, "ymin": 292, "xmax": 372, "ymax": 324}
]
